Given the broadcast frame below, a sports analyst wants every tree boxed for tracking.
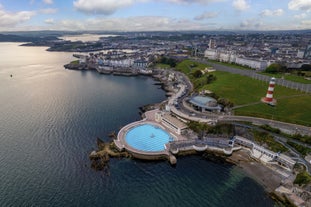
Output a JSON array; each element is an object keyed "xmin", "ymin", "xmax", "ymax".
[
  {"xmin": 265, "ymin": 63, "xmax": 286, "ymax": 74},
  {"xmin": 192, "ymin": 69, "xmax": 203, "ymax": 78},
  {"xmin": 206, "ymin": 74, "xmax": 216, "ymax": 84},
  {"xmin": 300, "ymin": 64, "xmax": 311, "ymax": 71},
  {"xmin": 158, "ymin": 56, "xmax": 177, "ymax": 67}
]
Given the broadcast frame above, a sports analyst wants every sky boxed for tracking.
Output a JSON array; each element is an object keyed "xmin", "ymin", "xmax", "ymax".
[{"xmin": 0, "ymin": 0, "xmax": 311, "ymax": 31}]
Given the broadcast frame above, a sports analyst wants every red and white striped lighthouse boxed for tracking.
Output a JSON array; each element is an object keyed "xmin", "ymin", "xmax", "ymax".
[{"xmin": 261, "ymin": 77, "xmax": 277, "ymax": 105}]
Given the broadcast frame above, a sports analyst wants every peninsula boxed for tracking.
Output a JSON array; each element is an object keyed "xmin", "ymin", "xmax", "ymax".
[{"xmin": 65, "ymin": 47, "xmax": 311, "ymax": 206}]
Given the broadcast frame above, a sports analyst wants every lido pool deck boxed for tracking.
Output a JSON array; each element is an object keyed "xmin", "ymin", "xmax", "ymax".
[{"xmin": 114, "ymin": 110, "xmax": 188, "ymax": 160}]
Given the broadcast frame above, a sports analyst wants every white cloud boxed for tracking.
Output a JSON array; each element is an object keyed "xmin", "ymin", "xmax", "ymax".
[
  {"xmin": 294, "ymin": 13, "xmax": 307, "ymax": 19},
  {"xmin": 0, "ymin": 7, "xmax": 36, "ymax": 27},
  {"xmin": 73, "ymin": 0, "xmax": 224, "ymax": 15},
  {"xmin": 40, "ymin": 16, "xmax": 216, "ymax": 31},
  {"xmin": 301, "ymin": 20, "xmax": 311, "ymax": 26},
  {"xmin": 44, "ymin": 18, "xmax": 54, "ymax": 24},
  {"xmin": 288, "ymin": 0, "xmax": 311, "ymax": 11},
  {"xmin": 73, "ymin": 0, "xmax": 139, "ymax": 15},
  {"xmin": 194, "ymin": 11, "xmax": 218, "ymax": 20},
  {"xmin": 260, "ymin": 9, "xmax": 284, "ymax": 17},
  {"xmin": 240, "ymin": 18, "xmax": 262, "ymax": 28},
  {"xmin": 39, "ymin": 8, "xmax": 58, "ymax": 14},
  {"xmin": 43, "ymin": 0, "xmax": 53, "ymax": 4},
  {"xmin": 165, "ymin": 0, "xmax": 221, "ymax": 4},
  {"xmin": 232, "ymin": 0, "xmax": 250, "ymax": 11}
]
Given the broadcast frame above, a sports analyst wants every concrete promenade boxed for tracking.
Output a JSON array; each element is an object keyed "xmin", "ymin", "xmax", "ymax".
[{"xmin": 115, "ymin": 110, "xmax": 187, "ymax": 159}]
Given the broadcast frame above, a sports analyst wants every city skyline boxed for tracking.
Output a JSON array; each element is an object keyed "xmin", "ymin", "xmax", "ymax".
[{"xmin": 0, "ymin": 0, "xmax": 311, "ymax": 31}]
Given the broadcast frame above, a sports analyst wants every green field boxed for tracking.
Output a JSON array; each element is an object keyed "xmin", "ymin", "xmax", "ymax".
[
  {"xmin": 260, "ymin": 72, "xmax": 311, "ymax": 84},
  {"xmin": 155, "ymin": 63, "xmax": 171, "ymax": 69},
  {"xmin": 208, "ymin": 60, "xmax": 311, "ymax": 84},
  {"xmin": 176, "ymin": 59, "xmax": 209, "ymax": 74},
  {"xmin": 208, "ymin": 71, "xmax": 311, "ymax": 126},
  {"xmin": 207, "ymin": 59, "xmax": 254, "ymax": 70},
  {"xmin": 175, "ymin": 60, "xmax": 311, "ymax": 126}
]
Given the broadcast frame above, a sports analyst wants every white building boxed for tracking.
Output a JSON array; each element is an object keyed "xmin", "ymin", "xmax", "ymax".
[
  {"xmin": 155, "ymin": 112, "xmax": 187, "ymax": 135},
  {"xmin": 235, "ymin": 57, "xmax": 268, "ymax": 71},
  {"xmin": 204, "ymin": 49, "xmax": 269, "ymax": 71},
  {"xmin": 234, "ymin": 136, "xmax": 296, "ymax": 170},
  {"xmin": 204, "ymin": 49, "xmax": 218, "ymax": 60}
]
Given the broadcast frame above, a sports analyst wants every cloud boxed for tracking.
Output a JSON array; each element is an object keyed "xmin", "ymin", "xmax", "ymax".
[
  {"xmin": 294, "ymin": 13, "xmax": 307, "ymax": 19},
  {"xmin": 39, "ymin": 8, "xmax": 58, "ymax": 14},
  {"xmin": 194, "ymin": 11, "xmax": 218, "ymax": 20},
  {"xmin": 73, "ymin": 0, "xmax": 224, "ymax": 15},
  {"xmin": 240, "ymin": 18, "xmax": 262, "ymax": 28},
  {"xmin": 301, "ymin": 20, "xmax": 311, "ymax": 26},
  {"xmin": 260, "ymin": 9, "xmax": 284, "ymax": 17},
  {"xmin": 165, "ymin": 0, "xmax": 221, "ymax": 4},
  {"xmin": 44, "ymin": 18, "xmax": 54, "ymax": 24},
  {"xmin": 43, "ymin": 16, "xmax": 216, "ymax": 31},
  {"xmin": 43, "ymin": 0, "xmax": 53, "ymax": 4},
  {"xmin": 0, "ymin": 7, "xmax": 36, "ymax": 27},
  {"xmin": 288, "ymin": 0, "xmax": 311, "ymax": 11},
  {"xmin": 232, "ymin": 0, "xmax": 250, "ymax": 11},
  {"xmin": 73, "ymin": 0, "xmax": 139, "ymax": 15}
]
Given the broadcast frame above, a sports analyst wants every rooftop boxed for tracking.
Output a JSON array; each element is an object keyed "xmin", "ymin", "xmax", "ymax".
[
  {"xmin": 189, "ymin": 95, "xmax": 222, "ymax": 110},
  {"xmin": 162, "ymin": 114, "xmax": 188, "ymax": 129}
]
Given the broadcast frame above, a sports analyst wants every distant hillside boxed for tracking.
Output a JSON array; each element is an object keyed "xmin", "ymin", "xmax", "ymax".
[{"xmin": 0, "ymin": 33, "xmax": 59, "ymax": 43}]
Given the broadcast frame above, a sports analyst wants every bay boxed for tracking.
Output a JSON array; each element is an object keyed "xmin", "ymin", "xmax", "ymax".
[{"xmin": 0, "ymin": 43, "xmax": 276, "ymax": 207}]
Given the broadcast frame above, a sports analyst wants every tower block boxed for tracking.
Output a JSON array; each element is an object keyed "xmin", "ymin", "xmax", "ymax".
[{"xmin": 261, "ymin": 77, "xmax": 277, "ymax": 105}]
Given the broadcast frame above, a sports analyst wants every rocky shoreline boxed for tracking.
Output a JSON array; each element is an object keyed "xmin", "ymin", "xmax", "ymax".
[
  {"xmin": 90, "ymin": 133, "xmax": 311, "ymax": 206},
  {"xmin": 64, "ymin": 61, "xmax": 154, "ymax": 77}
]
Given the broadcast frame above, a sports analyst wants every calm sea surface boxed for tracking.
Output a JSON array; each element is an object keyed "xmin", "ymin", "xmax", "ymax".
[{"xmin": 0, "ymin": 43, "xmax": 276, "ymax": 207}]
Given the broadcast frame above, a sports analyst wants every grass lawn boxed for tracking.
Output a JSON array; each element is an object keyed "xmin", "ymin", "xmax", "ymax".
[
  {"xmin": 155, "ymin": 63, "xmax": 171, "ymax": 69},
  {"xmin": 176, "ymin": 59, "xmax": 209, "ymax": 74},
  {"xmin": 206, "ymin": 59, "xmax": 311, "ymax": 84},
  {"xmin": 208, "ymin": 59, "xmax": 254, "ymax": 70},
  {"xmin": 70, "ymin": 60, "xmax": 79, "ymax": 65},
  {"xmin": 205, "ymin": 71, "xmax": 311, "ymax": 126},
  {"xmin": 260, "ymin": 72, "xmax": 311, "ymax": 84},
  {"xmin": 235, "ymin": 97, "xmax": 311, "ymax": 126},
  {"xmin": 175, "ymin": 60, "xmax": 311, "ymax": 126}
]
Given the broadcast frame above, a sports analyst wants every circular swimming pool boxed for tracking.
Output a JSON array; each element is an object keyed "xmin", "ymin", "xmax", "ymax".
[{"xmin": 125, "ymin": 124, "xmax": 173, "ymax": 152}]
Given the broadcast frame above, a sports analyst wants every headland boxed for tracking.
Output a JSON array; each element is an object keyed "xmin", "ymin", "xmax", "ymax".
[{"xmin": 65, "ymin": 53, "xmax": 311, "ymax": 207}]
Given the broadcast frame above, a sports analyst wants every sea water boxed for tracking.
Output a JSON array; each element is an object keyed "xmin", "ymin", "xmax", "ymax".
[{"xmin": 0, "ymin": 43, "xmax": 276, "ymax": 207}]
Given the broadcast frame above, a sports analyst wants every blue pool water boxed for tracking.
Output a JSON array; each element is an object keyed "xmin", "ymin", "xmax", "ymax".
[{"xmin": 125, "ymin": 124, "xmax": 173, "ymax": 151}]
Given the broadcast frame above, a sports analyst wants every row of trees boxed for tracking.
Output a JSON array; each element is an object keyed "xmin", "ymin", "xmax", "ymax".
[
  {"xmin": 187, "ymin": 122, "xmax": 235, "ymax": 139},
  {"xmin": 265, "ymin": 63, "xmax": 311, "ymax": 74},
  {"xmin": 157, "ymin": 56, "xmax": 178, "ymax": 67}
]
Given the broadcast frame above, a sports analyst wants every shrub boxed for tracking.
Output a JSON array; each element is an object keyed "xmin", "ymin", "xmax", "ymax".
[{"xmin": 294, "ymin": 171, "xmax": 311, "ymax": 186}]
